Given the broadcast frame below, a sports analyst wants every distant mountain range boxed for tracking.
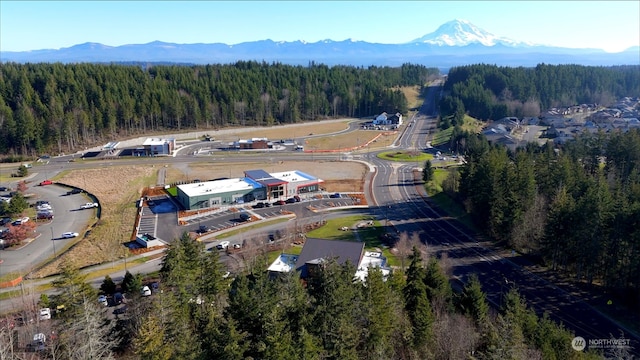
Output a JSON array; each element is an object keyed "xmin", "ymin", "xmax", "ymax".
[{"xmin": 1, "ymin": 20, "xmax": 638, "ymax": 68}]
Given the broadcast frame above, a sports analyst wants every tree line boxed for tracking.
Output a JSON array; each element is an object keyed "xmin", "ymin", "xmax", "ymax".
[
  {"xmin": 0, "ymin": 62, "xmax": 438, "ymax": 156},
  {"xmin": 445, "ymin": 129, "xmax": 640, "ymax": 303},
  {"xmin": 2, "ymin": 232, "xmax": 611, "ymax": 359},
  {"xmin": 438, "ymin": 64, "xmax": 640, "ymax": 123}
]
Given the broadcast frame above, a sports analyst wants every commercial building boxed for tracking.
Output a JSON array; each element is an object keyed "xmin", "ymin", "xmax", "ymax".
[
  {"xmin": 176, "ymin": 177, "xmax": 266, "ymax": 210},
  {"xmin": 270, "ymin": 170, "xmax": 324, "ymax": 197},
  {"xmin": 176, "ymin": 169, "xmax": 323, "ymax": 210},
  {"xmin": 142, "ymin": 138, "xmax": 176, "ymax": 156},
  {"xmin": 244, "ymin": 169, "xmax": 323, "ymax": 200}
]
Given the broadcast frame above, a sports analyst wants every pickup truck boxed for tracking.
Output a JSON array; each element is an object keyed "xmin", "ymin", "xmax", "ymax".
[{"xmin": 80, "ymin": 202, "xmax": 98, "ymax": 209}]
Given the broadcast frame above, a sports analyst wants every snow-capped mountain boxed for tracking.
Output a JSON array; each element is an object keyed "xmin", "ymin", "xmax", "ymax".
[
  {"xmin": 1, "ymin": 20, "xmax": 637, "ymax": 68},
  {"xmin": 410, "ymin": 19, "xmax": 531, "ymax": 47}
]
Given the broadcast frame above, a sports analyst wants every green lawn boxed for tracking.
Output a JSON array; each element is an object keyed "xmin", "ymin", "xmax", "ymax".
[
  {"xmin": 306, "ymin": 215, "xmax": 398, "ymax": 263},
  {"xmin": 431, "ymin": 126, "xmax": 454, "ymax": 146},
  {"xmin": 431, "ymin": 115, "xmax": 482, "ymax": 147},
  {"xmin": 377, "ymin": 150, "xmax": 433, "ymax": 162}
]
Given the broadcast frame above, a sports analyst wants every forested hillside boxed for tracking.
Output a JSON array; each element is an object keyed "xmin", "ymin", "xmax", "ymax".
[
  {"xmin": 449, "ymin": 129, "xmax": 640, "ymax": 302},
  {"xmin": 0, "ymin": 62, "xmax": 438, "ymax": 156},
  {"xmin": 439, "ymin": 64, "xmax": 640, "ymax": 123}
]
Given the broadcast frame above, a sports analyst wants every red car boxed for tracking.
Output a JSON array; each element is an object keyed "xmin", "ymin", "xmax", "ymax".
[{"xmin": 39, "ymin": 180, "xmax": 53, "ymax": 186}]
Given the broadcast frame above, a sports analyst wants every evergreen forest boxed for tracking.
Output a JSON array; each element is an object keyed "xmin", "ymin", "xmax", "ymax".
[
  {"xmin": 7, "ymin": 234, "xmax": 611, "ymax": 360},
  {"xmin": 439, "ymin": 64, "xmax": 640, "ymax": 124},
  {"xmin": 0, "ymin": 62, "xmax": 438, "ymax": 156}
]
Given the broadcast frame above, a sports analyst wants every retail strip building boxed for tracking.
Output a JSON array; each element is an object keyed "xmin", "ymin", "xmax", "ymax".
[{"xmin": 176, "ymin": 169, "xmax": 323, "ymax": 210}]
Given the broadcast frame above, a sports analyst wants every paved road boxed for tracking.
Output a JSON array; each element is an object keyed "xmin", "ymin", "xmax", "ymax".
[
  {"xmin": 369, "ymin": 80, "xmax": 640, "ymax": 355},
  {"xmin": 1, "ymin": 79, "xmax": 637, "ymax": 355},
  {"xmin": 0, "ymin": 183, "xmax": 96, "ymax": 277}
]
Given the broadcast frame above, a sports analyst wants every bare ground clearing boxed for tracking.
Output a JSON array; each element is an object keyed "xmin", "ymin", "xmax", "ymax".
[
  {"xmin": 31, "ymin": 160, "xmax": 367, "ymax": 277},
  {"xmin": 210, "ymin": 120, "xmax": 352, "ymax": 141},
  {"xmin": 304, "ymin": 130, "xmax": 397, "ymax": 151}
]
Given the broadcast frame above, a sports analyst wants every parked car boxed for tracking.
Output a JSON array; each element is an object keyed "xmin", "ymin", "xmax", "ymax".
[
  {"xmin": 329, "ymin": 193, "xmax": 341, "ymax": 198},
  {"xmin": 66, "ymin": 188, "xmax": 82, "ymax": 195},
  {"xmin": 39, "ymin": 180, "xmax": 53, "ymax": 186},
  {"xmin": 0, "ymin": 217, "xmax": 11, "ymax": 226},
  {"xmin": 0, "ymin": 187, "xmax": 9, "ymax": 192},
  {"xmin": 216, "ymin": 241, "xmax": 230, "ymax": 250},
  {"xmin": 253, "ymin": 202, "xmax": 265, "ymax": 208},
  {"xmin": 239, "ymin": 213, "xmax": 251, "ymax": 222},
  {"xmin": 233, "ymin": 243, "xmax": 242, "ymax": 249},
  {"xmin": 61, "ymin": 232, "xmax": 79, "ymax": 238},
  {"xmin": 196, "ymin": 225, "xmax": 209, "ymax": 235},
  {"xmin": 80, "ymin": 202, "xmax": 98, "ymax": 209},
  {"xmin": 37, "ymin": 212, "xmax": 54, "ymax": 220},
  {"xmin": 273, "ymin": 200, "xmax": 286, "ymax": 206},
  {"xmin": 12, "ymin": 217, "xmax": 30, "ymax": 225},
  {"xmin": 285, "ymin": 198, "xmax": 296, "ymax": 204},
  {"xmin": 39, "ymin": 308, "xmax": 51, "ymax": 320},
  {"xmin": 293, "ymin": 195, "xmax": 301, "ymax": 202},
  {"xmin": 114, "ymin": 292, "xmax": 125, "ymax": 305},
  {"xmin": 37, "ymin": 204, "xmax": 52, "ymax": 211},
  {"xmin": 141, "ymin": 286, "xmax": 152, "ymax": 297},
  {"xmin": 29, "ymin": 333, "xmax": 46, "ymax": 352},
  {"xmin": 98, "ymin": 295, "xmax": 108, "ymax": 306}
]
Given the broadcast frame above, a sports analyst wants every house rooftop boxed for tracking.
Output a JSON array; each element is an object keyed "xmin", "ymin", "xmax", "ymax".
[{"xmin": 295, "ymin": 238, "xmax": 365, "ymax": 277}]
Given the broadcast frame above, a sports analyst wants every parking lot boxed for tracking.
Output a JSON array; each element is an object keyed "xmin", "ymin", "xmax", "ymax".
[{"xmin": 180, "ymin": 193, "xmax": 358, "ymax": 232}]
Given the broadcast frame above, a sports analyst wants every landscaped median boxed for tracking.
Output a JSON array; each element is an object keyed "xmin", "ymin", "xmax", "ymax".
[{"xmin": 377, "ymin": 150, "xmax": 433, "ymax": 162}]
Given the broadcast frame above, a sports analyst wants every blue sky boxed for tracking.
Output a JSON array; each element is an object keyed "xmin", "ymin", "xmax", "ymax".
[{"xmin": 1, "ymin": 1, "xmax": 638, "ymax": 53}]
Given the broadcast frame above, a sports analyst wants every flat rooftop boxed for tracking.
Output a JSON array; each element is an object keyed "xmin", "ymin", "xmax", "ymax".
[
  {"xmin": 178, "ymin": 177, "xmax": 263, "ymax": 197},
  {"xmin": 354, "ymin": 251, "xmax": 390, "ymax": 282},
  {"xmin": 244, "ymin": 169, "xmax": 287, "ymax": 187},
  {"xmin": 270, "ymin": 170, "xmax": 318, "ymax": 183},
  {"xmin": 267, "ymin": 253, "xmax": 300, "ymax": 273},
  {"xmin": 143, "ymin": 138, "xmax": 175, "ymax": 146}
]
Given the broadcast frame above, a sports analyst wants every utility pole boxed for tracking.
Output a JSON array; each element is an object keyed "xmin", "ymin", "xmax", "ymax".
[{"xmin": 51, "ymin": 227, "xmax": 56, "ymax": 257}]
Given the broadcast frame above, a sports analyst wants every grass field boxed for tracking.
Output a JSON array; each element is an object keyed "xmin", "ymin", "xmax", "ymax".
[
  {"xmin": 431, "ymin": 115, "xmax": 483, "ymax": 147},
  {"xmin": 378, "ymin": 150, "xmax": 433, "ymax": 162}
]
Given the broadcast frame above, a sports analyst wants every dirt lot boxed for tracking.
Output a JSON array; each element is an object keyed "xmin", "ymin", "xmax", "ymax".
[{"xmin": 31, "ymin": 160, "xmax": 368, "ymax": 277}]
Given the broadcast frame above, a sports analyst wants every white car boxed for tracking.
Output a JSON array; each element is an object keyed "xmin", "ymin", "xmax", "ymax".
[
  {"xmin": 216, "ymin": 241, "xmax": 230, "ymax": 250},
  {"xmin": 98, "ymin": 295, "xmax": 108, "ymax": 306},
  {"xmin": 80, "ymin": 202, "xmax": 98, "ymax": 209},
  {"xmin": 37, "ymin": 204, "xmax": 52, "ymax": 211},
  {"xmin": 61, "ymin": 232, "xmax": 79, "ymax": 238},
  {"xmin": 141, "ymin": 286, "xmax": 151, "ymax": 297},
  {"xmin": 39, "ymin": 308, "xmax": 51, "ymax": 320}
]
